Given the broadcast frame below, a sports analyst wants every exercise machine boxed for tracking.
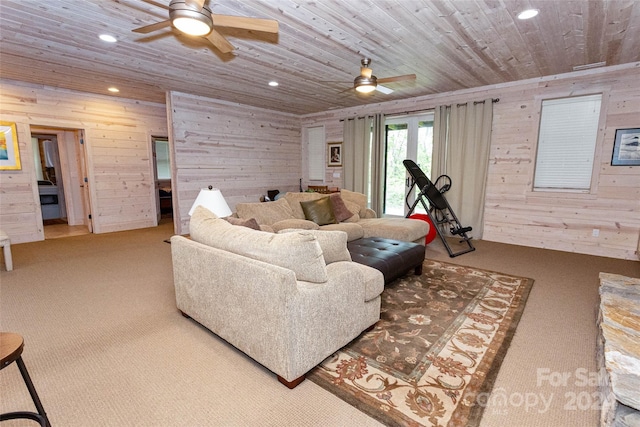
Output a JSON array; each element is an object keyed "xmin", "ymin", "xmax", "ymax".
[{"xmin": 403, "ymin": 159, "xmax": 475, "ymax": 257}]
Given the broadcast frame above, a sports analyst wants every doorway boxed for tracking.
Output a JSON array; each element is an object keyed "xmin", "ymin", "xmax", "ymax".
[
  {"xmin": 31, "ymin": 126, "xmax": 92, "ymax": 239},
  {"xmin": 383, "ymin": 113, "xmax": 434, "ymax": 217},
  {"xmin": 152, "ymin": 136, "xmax": 172, "ymax": 223}
]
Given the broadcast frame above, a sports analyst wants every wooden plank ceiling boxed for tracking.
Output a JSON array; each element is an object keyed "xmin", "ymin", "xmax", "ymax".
[{"xmin": 1, "ymin": 0, "xmax": 639, "ymax": 115}]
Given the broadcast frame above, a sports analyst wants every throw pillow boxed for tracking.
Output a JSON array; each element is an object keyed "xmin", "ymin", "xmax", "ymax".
[
  {"xmin": 300, "ymin": 197, "xmax": 337, "ymax": 226},
  {"xmin": 283, "ymin": 192, "xmax": 323, "ymax": 219},
  {"xmin": 328, "ymin": 193, "xmax": 354, "ymax": 222},
  {"xmin": 224, "ymin": 216, "xmax": 261, "ymax": 230}
]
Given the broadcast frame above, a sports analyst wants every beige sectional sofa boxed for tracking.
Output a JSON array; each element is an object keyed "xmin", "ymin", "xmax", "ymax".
[
  {"xmin": 171, "ymin": 206, "xmax": 385, "ymax": 388},
  {"xmin": 235, "ymin": 189, "xmax": 429, "ymax": 244}
]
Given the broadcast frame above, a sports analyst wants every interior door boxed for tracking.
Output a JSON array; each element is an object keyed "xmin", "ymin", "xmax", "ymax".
[{"xmin": 383, "ymin": 113, "xmax": 434, "ymax": 217}]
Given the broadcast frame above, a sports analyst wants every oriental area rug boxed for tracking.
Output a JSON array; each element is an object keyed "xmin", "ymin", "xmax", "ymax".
[{"xmin": 308, "ymin": 260, "xmax": 534, "ymax": 427}]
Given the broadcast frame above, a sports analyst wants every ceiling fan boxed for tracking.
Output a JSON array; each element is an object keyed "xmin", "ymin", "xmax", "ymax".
[
  {"xmin": 132, "ymin": 0, "xmax": 279, "ymax": 54},
  {"xmin": 352, "ymin": 58, "xmax": 416, "ymax": 94}
]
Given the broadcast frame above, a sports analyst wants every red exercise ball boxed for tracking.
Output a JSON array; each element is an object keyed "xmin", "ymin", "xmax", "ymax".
[{"xmin": 409, "ymin": 214, "xmax": 438, "ymax": 244}]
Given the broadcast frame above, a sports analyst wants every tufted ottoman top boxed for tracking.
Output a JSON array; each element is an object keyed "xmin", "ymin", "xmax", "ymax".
[{"xmin": 347, "ymin": 237, "xmax": 425, "ymax": 285}]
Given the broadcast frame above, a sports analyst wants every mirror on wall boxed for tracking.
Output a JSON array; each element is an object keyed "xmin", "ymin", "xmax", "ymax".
[
  {"xmin": 32, "ymin": 134, "xmax": 66, "ymax": 221},
  {"xmin": 32, "ymin": 135, "xmax": 59, "ymax": 184}
]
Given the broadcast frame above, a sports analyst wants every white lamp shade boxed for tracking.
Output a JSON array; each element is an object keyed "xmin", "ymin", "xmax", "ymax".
[{"xmin": 188, "ymin": 188, "xmax": 232, "ymax": 217}]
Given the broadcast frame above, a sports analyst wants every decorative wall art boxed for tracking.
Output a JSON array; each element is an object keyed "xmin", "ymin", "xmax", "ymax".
[
  {"xmin": 0, "ymin": 121, "xmax": 21, "ymax": 170},
  {"xmin": 611, "ymin": 128, "xmax": 640, "ymax": 166},
  {"xmin": 328, "ymin": 142, "xmax": 342, "ymax": 167}
]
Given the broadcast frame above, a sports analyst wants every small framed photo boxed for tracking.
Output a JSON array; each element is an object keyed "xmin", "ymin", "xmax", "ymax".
[
  {"xmin": 0, "ymin": 121, "xmax": 22, "ymax": 171},
  {"xmin": 611, "ymin": 128, "xmax": 640, "ymax": 166},
  {"xmin": 328, "ymin": 142, "xmax": 342, "ymax": 167}
]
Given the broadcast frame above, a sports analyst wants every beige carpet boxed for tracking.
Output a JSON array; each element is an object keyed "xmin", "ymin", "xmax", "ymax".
[{"xmin": 0, "ymin": 223, "xmax": 638, "ymax": 426}]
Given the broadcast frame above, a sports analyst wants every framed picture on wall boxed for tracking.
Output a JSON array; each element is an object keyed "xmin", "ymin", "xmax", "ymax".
[
  {"xmin": 611, "ymin": 128, "xmax": 640, "ymax": 166},
  {"xmin": 0, "ymin": 121, "xmax": 22, "ymax": 170},
  {"xmin": 328, "ymin": 142, "xmax": 342, "ymax": 167}
]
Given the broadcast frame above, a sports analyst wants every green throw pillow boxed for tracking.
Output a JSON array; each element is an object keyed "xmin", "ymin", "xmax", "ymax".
[{"xmin": 300, "ymin": 197, "xmax": 337, "ymax": 226}]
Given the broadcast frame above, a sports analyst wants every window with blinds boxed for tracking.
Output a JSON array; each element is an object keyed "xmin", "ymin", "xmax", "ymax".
[
  {"xmin": 533, "ymin": 94, "xmax": 602, "ymax": 191},
  {"xmin": 307, "ymin": 126, "xmax": 325, "ymax": 181}
]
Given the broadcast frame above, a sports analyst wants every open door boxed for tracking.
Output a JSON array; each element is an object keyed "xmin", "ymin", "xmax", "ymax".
[
  {"xmin": 152, "ymin": 137, "xmax": 172, "ymax": 223},
  {"xmin": 31, "ymin": 126, "xmax": 92, "ymax": 235}
]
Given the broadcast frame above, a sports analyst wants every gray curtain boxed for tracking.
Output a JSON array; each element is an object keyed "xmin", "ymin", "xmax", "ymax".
[
  {"xmin": 431, "ymin": 99, "xmax": 493, "ymax": 238},
  {"xmin": 343, "ymin": 114, "xmax": 384, "ymax": 214}
]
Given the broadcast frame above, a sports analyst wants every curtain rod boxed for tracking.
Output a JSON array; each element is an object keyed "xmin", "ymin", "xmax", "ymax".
[
  {"xmin": 339, "ymin": 97, "xmax": 500, "ymax": 121},
  {"xmin": 339, "ymin": 114, "xmax": 376, "ymax": 122},
  {"xmin": 457, "ymin": 98, "xmax": 500, "ymax": 107}
]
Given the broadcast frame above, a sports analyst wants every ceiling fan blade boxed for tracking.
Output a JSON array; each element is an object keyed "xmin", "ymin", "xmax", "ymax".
[
  {"xmin": 211, "ymin": 14, "xmax": 279, "ymax": 33},
  {"xmin": 376, "ymin": 85, "xmax": 394, "ymax": 94},
  {"xmin": 205, "ymin": 28, "xmax": 235, "ymax": 53},
  {"xmin": 132, "ymin": 20, "xmax": 172, "ymax": 34},
  {"xmin": 377, "ymin": 74, "xmax": 416, "ymax": 84}
]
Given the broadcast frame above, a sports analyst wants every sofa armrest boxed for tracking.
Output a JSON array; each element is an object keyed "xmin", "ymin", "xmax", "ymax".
[
  {"xmin": 271, "ymin": 218, "xmax": 319, "ymax": 232},
  {"xmin": 362, "ymin": 208, "xmax": 377, "ymax": 218}
]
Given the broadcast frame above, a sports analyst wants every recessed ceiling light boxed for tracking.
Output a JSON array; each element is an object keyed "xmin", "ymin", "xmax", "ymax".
[
  {"xmin": 268, "ymin": 81, "xmax": 279, "ymax": 87},
  {"xmin": 517, "ymin": 9, "xmax": 539, "ymax": 20},
  {"xmin": 108, "ymin": 87, "xmax": 120, "ymax": 93},
  {"xmin": 99, "ymin": 34, "xmax": 118, "ymax": 43}
]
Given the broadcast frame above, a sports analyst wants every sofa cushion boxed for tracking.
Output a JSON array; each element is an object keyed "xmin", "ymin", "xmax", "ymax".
[
  {"xmin": 279, "ymin": 229, "xmax": 351, "ymax": 264},
  {"xmin": 236, "ymin": 197, "xmax": 294, "ymax": 225},
  {"xmin": 271, "ymin": 218, "xmax": 319, "ymax": 233},
  {"xmin": 329, "ymin": 193, "xmax": 355, "ymax": 222},
  {"xmin": 224, "ymin": 216, "xmax": 261, "ymax": 230},
  {"xmin": 301, "ymin": 197, "xmax": 337, "ymax": 226},
  {"xmin": 319, "ymin": 222, "xmax": 365, "ymax": 241},
  {"xmin": 190, "ymin": 206, "xmax": 327, "ymax": 283},
  {"xmin": 283, "ymin": 192, "xmax": 323, "ymax": 219},
  {"xmin": 358, "ymin": 217, "xmax": 429, "ymax": 244}
]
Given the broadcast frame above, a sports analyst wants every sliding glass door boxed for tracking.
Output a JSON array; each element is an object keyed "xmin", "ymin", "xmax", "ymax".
[{"xmin": 383, "ymin": 113, "xmax": 434, "ymax": 216}]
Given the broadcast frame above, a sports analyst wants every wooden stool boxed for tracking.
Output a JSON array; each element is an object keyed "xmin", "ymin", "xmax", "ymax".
[
  {"xmin": 0, "ymin": 332, "xmax": 50, "ymax": 427},
  {"xmin": 0, "ymin": 230, "xmax": 13, "ymax": 271}
]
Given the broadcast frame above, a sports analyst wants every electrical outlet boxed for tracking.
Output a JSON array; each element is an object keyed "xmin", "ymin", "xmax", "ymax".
[{"xmin": 592, "ymin": 229, "xmax": 600, "ymax": 237}]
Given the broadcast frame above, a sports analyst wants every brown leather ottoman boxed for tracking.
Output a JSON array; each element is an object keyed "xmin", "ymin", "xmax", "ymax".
[{"xmin": 347, "ymin": 237, "xmax": 425, "ymax": 285}]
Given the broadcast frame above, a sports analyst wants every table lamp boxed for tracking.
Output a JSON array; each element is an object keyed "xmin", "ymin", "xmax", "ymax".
[{"xmin": 188, "ymin": 186, "xmax": 232, "ymax": 217}]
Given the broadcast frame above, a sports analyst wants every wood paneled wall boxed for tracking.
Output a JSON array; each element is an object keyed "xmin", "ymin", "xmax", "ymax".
[
  {"xmin": 0, "ymin": 80, "xmax": 167, "ymax": 243},
  {"xmin": 301, "ymin": 64, "xmax": 640, "ymax": 260},
  {"xmin": 167, "ymin": 92, "xmax": 302, "ymax": 235}
]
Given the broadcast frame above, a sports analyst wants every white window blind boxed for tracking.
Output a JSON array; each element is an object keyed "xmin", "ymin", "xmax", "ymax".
[
  {"xmin": 307, "ymin": 126, "xmax": 325, "ymax": 181},
  {"xmin": 534, "ymin": 94, "xmax": 602, "ymax": 191}
]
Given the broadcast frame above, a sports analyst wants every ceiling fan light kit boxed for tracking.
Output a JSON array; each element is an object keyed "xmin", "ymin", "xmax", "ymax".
[
  {"xmin": 132, "ymin": 0, "xmax": 279, "ymax": 54},
  {"xmin": 350, "ymin": 58, "xmax": 416, "ymax": 95},
  {"xmin": 170, "ymin": 0, "xmax": 212, "ymax": 36},
  {"xmin": 354, "ymin": 75, "xmax": 377, "ymax": 93}
]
